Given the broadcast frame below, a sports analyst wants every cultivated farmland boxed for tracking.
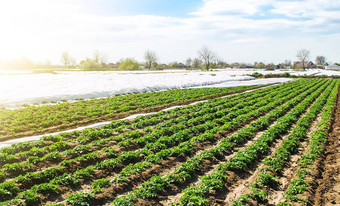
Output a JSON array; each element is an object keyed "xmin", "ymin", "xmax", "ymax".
[
  {"xmin": 0, "ymin": 79, "xmax": 339, "ymax": 206},
  {"xmin": 0, "ymin": 85, "xmax": 263, "ymax": 141}
]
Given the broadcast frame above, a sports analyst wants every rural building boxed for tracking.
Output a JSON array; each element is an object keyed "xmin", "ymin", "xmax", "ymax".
[{"xmin": 325, "ymin": 64, "xmax": 340, "ymax": 70}]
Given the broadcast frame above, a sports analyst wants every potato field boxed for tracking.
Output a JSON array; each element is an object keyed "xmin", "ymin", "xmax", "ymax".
[
  {"xmin": 0, "ymin": 79, "xmax": 339, "ymax": 206},
  {"xmin": 0, "ymin": 85, "xmax": 262, "ymax": 141}
]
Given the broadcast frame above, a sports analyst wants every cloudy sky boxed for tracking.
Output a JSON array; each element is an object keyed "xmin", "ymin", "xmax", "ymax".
[{"xmin": 0, "ymin": 0, "xmax": 339, "ymax": 65}]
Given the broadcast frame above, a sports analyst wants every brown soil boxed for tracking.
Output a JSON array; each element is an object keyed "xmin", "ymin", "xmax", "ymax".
[
  {"xmin": 223, "ymin": 129, "xmax": 290, "ymax": 204},
  {"xmin": 217, "ymin": 86, "xmax": 327, "ymax": 205},
  {"xmin": 312, "ymin": 86, "xmax": 340, "ymax": 206},
  {"xmin": 159, "ymin": 116, "xmax": 283, "ymax": 205},
  {"xmin": 267, "ymin": 120, "xmax": 315, "ymax": 205},
  {"xmin": 0, "ymin": 84, "xmax": 271, "ymax": 142},
  {"xmin": 134, "ymin": 83, "xmax": 314, "ymax": 205},
  {"xmin": 1, "ymin": 91, "xmax": 271, "ymax": 186},
  {"xmin": 265, "ymin": 93, "xmax": 326, "ymax": 205},
  {"xmin": 4, "ymin": 85, "xmax": 285, "ymax": 203},
  {"xmin": 135, "ymin": 107, "xmax": 280, "ymax": 205},
  {"xmin": 96, "ymin": 119, "xmax": 266, "ymax": 205}
]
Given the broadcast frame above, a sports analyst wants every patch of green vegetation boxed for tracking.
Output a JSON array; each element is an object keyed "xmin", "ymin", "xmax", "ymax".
[{"xmin": 0, "ymin": 85, "xmax": 261, "ymax": 139}]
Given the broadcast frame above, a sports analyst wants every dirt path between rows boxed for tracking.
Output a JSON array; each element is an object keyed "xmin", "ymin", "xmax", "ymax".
[
  {"xmin": 223, "ymin": 88, "xmax": 324, "ymax": 205},
  {"xmin": 313, "ymin": 86, "xmax": 340, "ymax": 206},
  {"xmin": 268, "ymin": 113, "xmax": 322, "ymax": 205}
]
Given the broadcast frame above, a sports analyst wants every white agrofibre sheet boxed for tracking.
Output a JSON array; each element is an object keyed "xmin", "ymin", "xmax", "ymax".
[{"xmin": 0, "ymin": 70, "xmax": 255, "ymax": 108}]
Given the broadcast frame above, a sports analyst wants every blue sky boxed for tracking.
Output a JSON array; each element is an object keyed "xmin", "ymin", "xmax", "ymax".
[
  {"xmin": 84, "ymin": 0, "xmax": 203, "ymax": 17},
  {"xmin": 0, "ymin": 0, "xmax": 339, "ymax": 65}
]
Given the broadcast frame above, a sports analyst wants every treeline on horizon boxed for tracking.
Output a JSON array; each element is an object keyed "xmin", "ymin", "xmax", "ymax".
[{"xmin": 1, "ymin": 48, "xmax": 338, "ymax": 71}]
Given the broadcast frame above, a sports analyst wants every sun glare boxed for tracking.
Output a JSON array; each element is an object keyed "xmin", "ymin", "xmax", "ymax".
[{"xmin": 0, "ymin": 1, "xmax": 64, "ymax": 64}]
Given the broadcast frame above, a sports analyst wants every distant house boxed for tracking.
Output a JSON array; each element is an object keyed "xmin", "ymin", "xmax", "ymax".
[
  {"xmin": 325, "ymin": 65, "xmax": 340, "ymax": 70},
  {"xmin": 293, "ymin": 61, "xmax": 316, "ymax": 69},
  {"xmin": 272, "ymin": 65, "xmax": 280, "ymax": 69},
  {"xmin": 317, "ymin": 63, "xmax": 328, "ymax": 69},
  {"xmin": 293, "ymin": 61, "xmax": 308, "ymax": 66},
  {"xmin": 231, "ymin": 62, "xmax": 240, "ymax": 68},
  {"xmin": 307, "ymin": 61, "xmax": 317, "ymax": 69}
]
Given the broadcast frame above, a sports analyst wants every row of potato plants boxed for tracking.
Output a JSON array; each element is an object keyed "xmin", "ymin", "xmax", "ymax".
[
  {"xmin": 0, "ymin": 82, "xmax": 293, "ymax": 180},
  {"xmin": 64, "ymin": 80, "xmax": 314, "ymax": 205},
  {"xmin": 0, "ymin": 83, "xmax": 284, "ymax": 165},
  {"xmin": 229, "ymin": 80, "xmax": 338, "ymax": 206},
  {"xmin": 0, "ymin": 83, "xmax": 298, "ymax": 204},
  {"xmin": 110, "ymin": 80, "xmax": 329, "ymax": 205},
  {"xmin": 60, "ymin": 80, "xmax": 322, "ymax": 206},
  {"xmin": 172, "ymin": 79, "xmax": 332, "ymax": 206},
  {"xmin": 0, "ymin": 85, "xmax": 261, "ymax": 137},
  {"xmin": 281, "ymin": 79, "xmax": 339, "ymax": 205},
  {"xmin": 2, "ymin": 80, "xmax": 307, "ymax": 153},
  {"xmin": 172, "ymin": 79, "xmax": 331, "ymax": 205},
  {"xmin": 0, "ymin": 81, "xmax": 318, "ymax": 193},
  {"xmin": 0, "ymin": 79, "xmax": 318, "ymax": 204},
  {"xmin": 5, "ymin": 80, "xmax": 322, "ymax": 203},
  {"xmin": 1, "ymin": 80, "xmax": 301, "ymax": 156},
  {"xmin": 0, "ymin": 83, "xmax": 314, "ymax": 173},
  {"xmin": 0, "ymin": 81, "xmax": 303, "ymax": 172}
]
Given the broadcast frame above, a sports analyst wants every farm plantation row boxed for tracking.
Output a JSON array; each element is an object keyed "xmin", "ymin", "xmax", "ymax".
[{"xmin": 0, "ymin": 78, "xmax": 339, "ymax": 205}]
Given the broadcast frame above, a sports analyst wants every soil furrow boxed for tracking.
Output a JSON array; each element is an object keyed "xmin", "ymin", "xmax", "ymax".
[
  {"xmin": 222, "ymin": 87, "xmax": 327, "ymax": 205},
  {"xmin": 160, "ymin": 128, "xmax": 270, "ymax": 206},
  {"xmin": 108, "ymin": 80, "xmax": 328, "ymax": 206},
  {"xmin": 312, "ymin": 85, "xmax": 340, "ymax": 206}
]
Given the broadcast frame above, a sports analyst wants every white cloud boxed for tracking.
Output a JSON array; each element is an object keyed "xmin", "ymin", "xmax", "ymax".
[
  {"xmin": 270, "ymin": 0, "xmax": 340, "ymax": 18},
  {"xmin": 230, "ymin": 37, "xmax": 267, "ymax": 44},
  {"xmin": 0, "ymin": 0, "xmax": 339, "ymax": 64},
  {"xmin": 191, "ymin": 0, "xmax": 272, "ymax": 16}
]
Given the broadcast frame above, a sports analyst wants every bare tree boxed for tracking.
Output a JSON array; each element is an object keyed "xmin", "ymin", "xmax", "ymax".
[
  {"xmin": 192, "ymin": 58, "xmax": 202, "ymax": 69},
  {"xmin": 315, "ymin": 56, "xmax": 326, "ymax": 65},
  {"xmin": 93, "ymin": 50, "xmax": 107, "ymax": 64},
  {"xmin": 144, "ymin": 50, "xmax": 158, "ymax": 70},
  {"xmin": 198, "ymin": 47, "xmax": 215, "ymax": 71},
  {"xmin": 61, "ymin": 51, "xmax": 71, "ymax": 67},
  {"xmin": 185, "ymin": 58, "xmax": 192, "ymax": 68},
  {"xmin": 296, "ymin": 49, "xmax": 310, "ymax": 70},
  {"xmin": 69, "ymin": 57, "xmax": 77, "ymax": 67},
  {"xmin": 215, "ymin": 58, "xmax": 227, "ymax": 68},
  {"xmin": 93, "ymin": 50, "xmax": 100, "ymax": 63}
]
